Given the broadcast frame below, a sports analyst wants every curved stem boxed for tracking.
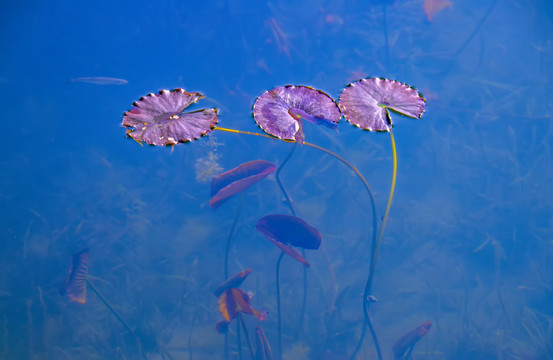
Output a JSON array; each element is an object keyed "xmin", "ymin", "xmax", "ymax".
[
  {"xmin": 224, "ymin": 194, "xmax": 243, "ymax": 279},
  {"xmin": 213, "ymin": 126, "xmax": 380, "ymax": 357},
  {"xmin": 275, "ymin": 143, "xmax": 297, "ymax": 217},
  {"xmin": 87, "ymin": 280, "xmax": 148, "ymax": 360},
  {"xmin": 363, "ymin": 131, "xmax": 396, "ymax": 306},
  {"xmin": 237, "ymin": 317, "xmax": 243, "ymax": 360},
  {"xmin": 238, "ymin": 313, "xmax": 255, "ymax": 360},
  {"xmin": 275, "ymin": 252, "xmax": 285, "ymax": 360}
]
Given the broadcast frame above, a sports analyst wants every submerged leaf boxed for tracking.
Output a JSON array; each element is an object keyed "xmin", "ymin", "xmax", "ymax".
[
  {"xmin": 60, "ymin": 248, "xmax": 89, "ymax": 304},
  {"xmin": 392, "ymin": 321, "xmax": 432, "ymax": 360},
  {"xmin": 213, "ymin": 269, "xmax": 253, "ymax": 297},
  {"xmin": 265, "ymin": 237, "xmax": 310, "ymax": 267},
  {"xmin": 210, "ymin": 160, "xmax": 276, "ymax": 209},
  {"xmin": 256, "ymin": 214, "xmax": 321, "ymax": 250},
  {"xmin": 217, "ymin": 288, "xmax": 266, "ymax": 322}
]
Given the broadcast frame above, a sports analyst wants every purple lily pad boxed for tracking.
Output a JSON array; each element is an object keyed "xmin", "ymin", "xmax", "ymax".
[
  {"xmin": 339, "ymin": 78, "xmax": 426, "ymax": 131},
  {"xmin": 210, "ymin": 160, "xmax": 277, "ymax": 209},
  {"xmin": 213, "ymin": 269, "xmax": 253, "ymax": 297},
  {"xmin": 253, "ymin": 85, "xmax": 341, "ymax": 143},
  {"xmin": 60, "ymin": 248, "xmax": 89, "ymax": 304},
  {"xmin": 122, "ymin": 89, "xmax": 218, "ymax": 145},
  {"xmin": 256, "ymin": 214, "xmax": 321, "ymax": 250}
]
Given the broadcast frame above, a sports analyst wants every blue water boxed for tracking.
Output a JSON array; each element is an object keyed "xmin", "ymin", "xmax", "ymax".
[{"xmin": 1, "ymin": 1, "xmax": 552, "ymax": 359}]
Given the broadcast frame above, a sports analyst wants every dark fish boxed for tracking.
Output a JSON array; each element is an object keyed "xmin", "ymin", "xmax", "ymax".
[
  {"xmin": 210, "ymin": 160, "xmax": 276, "ymax": 209},
  {"xmin": 70, "ymin": 77, "xmax": 128, "ymax": 85},
  {"xmin": 60, "ymin": 248, "xmax": 89, "ymax": 304}
]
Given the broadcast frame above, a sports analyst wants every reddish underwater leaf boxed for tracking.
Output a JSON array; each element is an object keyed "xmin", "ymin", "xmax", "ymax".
[
  {"xmin": 253, "ymin": 85, "xmax": 341, "ymax": 143},
  {"xmin": 217, "ymin": 288, "xmax": 266, "ymax": 322},
  {"xmin": 392, "ymin": 321, "xmax": 432, "ymax": 360},
  {"xmin": 255, "ymin": 327, "xmax": 273, "ymax": 360},
  {"xmin": 122, "ymin": 89, "xmax": 218, "ymax": 145},
  {"xmin": 265, "ymin": 236, "xmax": 310, "ymax": 267},
  {"xmin": 424, "ymin": 0, "xmax": 452, "ymax": 22},
  {"xmin": 210, "ymin": 160, "xmax": 276, "ymax": 209},
  {"xmin": 61, "ymin": 248, "xmax": 89, "ymax": 304},
  {"xmin": 339, "ymin": 78, "xmax": 425, "ymax": 131},
  {"xmin": 213, "ymin": 269, "xmax": 253, "ymax": 297},
  {"xmin": 256, "ymin": 214, "xmax": 321, "ymax": 250}
]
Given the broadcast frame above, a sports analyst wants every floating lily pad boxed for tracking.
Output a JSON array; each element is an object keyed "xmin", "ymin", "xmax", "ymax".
[
  {"xmin": 256, "ymin": 214, "xmax": 321, "ymax": 250},
  {"xmin": 210, "ymin": 160, "xmax": 277, "ymax": 209},
  {"xmin": 339, "ymin": 78, "xmax": 425, "ymax": 131},
  {"xmin": 253, "ymin": 85, "xmax": 341, "ymax": 143},
  {"xmin": 122, "ymin": 89, "xmax": 218, "ymax": 145}
]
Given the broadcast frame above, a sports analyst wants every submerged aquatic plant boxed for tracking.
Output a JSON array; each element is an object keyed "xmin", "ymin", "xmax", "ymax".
[
  {"xmin": 392, "ymin": 321, "xmax": 432, "ymax": 360},
  {"xmin": 120, "ymin": 79, "xmax": 426, "ymax": 358},
  {"xmin": 214, "ymin": 270, "xmax": 267, "ymax": 359},
  {"xmin": 339, "ymin": 77, "xmax": 426, "ymax": 359},
  {"xmin": 60, "ymin": 248, "xmax": 148, "ymax": 360},
  {"xmin": 256, "ymin": 214, "xmax": 322, "ymax": 358}
]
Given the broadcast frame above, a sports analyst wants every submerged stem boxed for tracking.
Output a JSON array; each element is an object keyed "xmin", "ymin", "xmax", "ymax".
[
  {"xmin": 213, "ymin": 126, "xmax": 381, "ymax": 357},
  {"xmin": 224, "ymin": 194, "xmax": 243, "ymax": 279},
  {"xmin": 275, "ymin": 252, "xmax": 285, "ymax": 360},
  {"xmin": 87, "ymin": 280, "xmax": 148, "ymax": 360}
]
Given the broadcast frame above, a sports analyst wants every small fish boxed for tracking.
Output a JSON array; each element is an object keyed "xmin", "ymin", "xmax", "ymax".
[
  {"xmin": 70, "ymin": 77, "xmax": 128, "ymax": 85},
  {"xmin": 424, "ymin": 0, "xmax": 452, "ymax": 22}
]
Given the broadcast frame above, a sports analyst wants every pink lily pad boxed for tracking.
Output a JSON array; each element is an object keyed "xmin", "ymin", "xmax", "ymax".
[
  {"xmin": 122, "ymin": 89, "xmax": 218, "ymax": 145},
  {"xmin": 339, "ymin": 78, "xmax": 425, "ymax": 131},
  {"xmin": 253, "ymin": 85, "xmax": 341, "ymax": 143}
]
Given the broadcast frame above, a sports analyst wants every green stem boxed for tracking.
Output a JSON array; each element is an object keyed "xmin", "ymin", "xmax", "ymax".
[
  {"xmin": 86, "ymin": 280, "xmax": 148, "ymax": 360},
  {"xmin": 214, "ymin": 126, "xmax": 380, "ymax": 358},
  {"xmin": 275, "ymin": 252, "xmax": 285, "ymax": 360},
  {"xmin": 238, "ymin": 313, "xmax": 255, "ymax": 359},
  {"xmin": 224, "ymin": 194, "xmax": 243, "ymax": 279}
]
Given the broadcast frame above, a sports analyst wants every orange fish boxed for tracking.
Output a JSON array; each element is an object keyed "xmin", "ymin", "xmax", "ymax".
[{"xmin": 424, "ymin": 0, "xmax": 452, "ymax": 22}]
